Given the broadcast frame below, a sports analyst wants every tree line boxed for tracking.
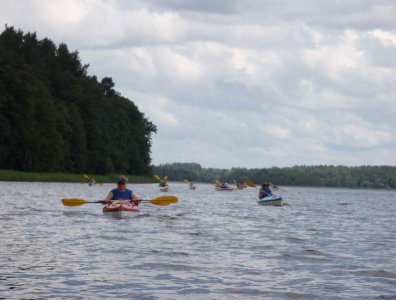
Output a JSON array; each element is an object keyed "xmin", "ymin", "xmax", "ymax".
[
  {"xmin": 151, "ymin": 163, "xmax": 396, "ymax": 189},
  {"xmin": 0, "ymin": 26, "xmax": 156, "ymax": 175}
]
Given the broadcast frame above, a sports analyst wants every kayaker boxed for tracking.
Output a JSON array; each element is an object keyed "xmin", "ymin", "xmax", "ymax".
[
  {"xmin": 259, "ymin": 182, "xmax": 273, "ymax": 199},
  {"xmin": 103, "ymin": 176, "xmax": 139, "ymax": 205},
  {"xmin": 159, "ymin": 179, "xmax": 168, "ymax": 188},
  {"xmin": 220, "ymin": 182, "xmax": 229, "ymax": 188}
]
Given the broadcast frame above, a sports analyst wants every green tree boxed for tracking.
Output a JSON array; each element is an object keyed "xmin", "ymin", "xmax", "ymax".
[{"xmin": 0, "ymin": 26, "xmax": 156, "ymax": 175}]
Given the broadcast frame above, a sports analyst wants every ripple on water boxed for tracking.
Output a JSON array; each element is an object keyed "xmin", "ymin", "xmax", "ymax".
[{"xmin": 0, "ymin": 182, "xmax": 395, "ymax": 299}]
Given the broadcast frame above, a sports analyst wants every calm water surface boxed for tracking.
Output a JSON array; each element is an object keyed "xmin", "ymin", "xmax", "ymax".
[{"xmin": 0, "ymin": 182, "xmax": 395, "ymax": 299}]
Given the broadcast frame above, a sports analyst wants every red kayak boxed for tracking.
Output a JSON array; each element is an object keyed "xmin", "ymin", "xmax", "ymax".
[{"xmin": 102, "ymin": 200, "xmax": 140, "ymax": 218}]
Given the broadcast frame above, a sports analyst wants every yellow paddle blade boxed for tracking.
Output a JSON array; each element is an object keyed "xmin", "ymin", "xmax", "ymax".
[
  {"xmin": 148, "ymin": 196, "xmax": 178, "ymax": 206},
  {"xmin": 154, "ymin": 175, "xmax": 161, "ymax": 181},
  {"xmin": 245, "ymin": 180, "xmax": 257, "ymax": 188},
  {"xmin": 184, "ymin": 179, "xmax": 189, "ymax": 183},
  {"xmin": 163, "ymin": 176, "xmax": 168, "ymax": 181},
  {"xmin": 62, "ymin": 198, "xmax": 90, "ymax": 206},
  {"xmin": 214, "ymin": 180, "xmax": 222, "ymax": 187},
  {"xmin": 83, "ymin": 174, "xmax": 91, "ymax": 180}
]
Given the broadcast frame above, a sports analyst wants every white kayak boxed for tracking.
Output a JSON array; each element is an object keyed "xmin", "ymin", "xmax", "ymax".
[
  {"xmin": 257, "ymin": 195, "xmax": 284, "ymax": 206},
  {"xmin": 160, "ymin": 186, "xmax": 169, "ymax": 192}
]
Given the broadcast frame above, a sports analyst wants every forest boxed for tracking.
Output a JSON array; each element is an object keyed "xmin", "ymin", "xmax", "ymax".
[
  {"xmin": 0, "ymin": 26, "xmax": 156, "ymax": 175},
  {"xmin": 152, "ymin": 163, "xmax": 396, "ymax": 189}
]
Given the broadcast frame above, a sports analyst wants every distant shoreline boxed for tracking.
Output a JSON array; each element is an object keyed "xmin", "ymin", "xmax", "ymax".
[
  {"xmin": 0, "ymin": 169, "xmax": 154, "ymax": 183},
  {"xmin": 1, "ymin": 169, "xmax": 395, "ymax": 190}
]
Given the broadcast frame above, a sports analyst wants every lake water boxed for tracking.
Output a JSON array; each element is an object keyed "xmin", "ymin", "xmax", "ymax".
[{"xmin": 0, "ymin": 182, "xmax": 395, "ymax": 299}]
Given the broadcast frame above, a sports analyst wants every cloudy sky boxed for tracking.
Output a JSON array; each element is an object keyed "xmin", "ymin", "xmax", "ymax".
[{"xmin": 1, "ymin": 0, "xmax": 396, "ymax": 168}]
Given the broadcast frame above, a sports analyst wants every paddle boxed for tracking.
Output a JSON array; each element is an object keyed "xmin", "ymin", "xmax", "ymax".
[
  {"xmin": 213, "ymin": 179, "xmax": 221, "ymax": 187},
  {"xmin": 82, "ymin": 174, "xmax": 103, "ymax": 185},
  {"xmin": 245, "ymin": 179, "xmax": 259, "ymax": 189},
  {"xmin": 246, "ymin": 179, "xmax": 270, "ymax": 195},
  {"xmin": 154, "ymin": 175, "xmax": 168, "ymax": 181},
  {"xmin": 62, "ymin": 196, "xmax": 178, "ymax": 207}
]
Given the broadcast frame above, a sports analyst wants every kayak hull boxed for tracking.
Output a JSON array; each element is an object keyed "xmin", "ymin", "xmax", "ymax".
[
  {"xmin": 160, "ymin": 186, "xmax": 169, "ymax": 192},
  {"xmin": 102, "ymin": 200, "xmax": 140, "ymax": 218},
  {"xmin": 257, "ymin": 196, "xmax": 284, "ymax": 206},
  {"xmin": 215, "ymin": 187, "xmax": 234, "ymax": 191}
]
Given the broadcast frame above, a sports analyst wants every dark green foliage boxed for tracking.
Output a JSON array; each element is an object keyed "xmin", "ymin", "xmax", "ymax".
[
  {"xmin": 152, "ymin": 163, "xmax": 396, "ymax": 189},
  {"xmin": 0, "ymin": 26, "xmax": 156, "ymax": 174},
  {"xmin": 0, "ymin": 169, "xmax": 153, "ymax": 183}
]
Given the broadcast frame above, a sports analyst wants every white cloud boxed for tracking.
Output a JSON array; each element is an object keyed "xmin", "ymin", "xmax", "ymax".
[
  {"xmin": 1, "ymin": 0, "xmax": 396, "ymax": 168},
  {"xmin": 301, "ymin": 30, "xmax": 365, "ymax": 82},
  {"xmin": 342, "ymin": 123, "xmax": 392, "ymax": 147},
  {"xmin": 127, "ymin": 92, "xmax": 179, "ymax": 128},
  {"xmin": 369, "ymin": 29, "xmax": 396, "ymax": 46},
  {"xmin": 34, "ymin": 0, "xmax": 92, "ymax": 25}
]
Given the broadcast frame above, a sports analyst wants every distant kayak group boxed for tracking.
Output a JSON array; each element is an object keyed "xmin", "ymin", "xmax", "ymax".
[
  {"xmin": 156, "ymin": 176, "xmax": 197, "ymax": 192},
  {"xmin": 215, "ymin": 179, "xmax": 284, "ymax": 206},
  {"xmin": 62, "ymin": 175, "xmax": 285, "ymax": 218},
  {"xmin": 158, "ymin": 177, "xmax": 285, "ymax": 206},
  {"xmin": 214, "ymin": 180, "xmax": 248, "ymax": 191}
]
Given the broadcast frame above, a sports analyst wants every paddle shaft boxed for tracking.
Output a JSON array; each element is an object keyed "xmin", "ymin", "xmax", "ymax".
[
  {"xmin": 62, "ymin": 195, "xmax": 178, "ymax": 207},
  {"xmin": 75, "ymin": 199, "xmax": 152, "ymax": 203}
]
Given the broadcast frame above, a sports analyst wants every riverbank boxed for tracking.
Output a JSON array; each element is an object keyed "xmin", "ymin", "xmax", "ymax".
[{"xmin": 0, "ymin": 169, "xmax": 154, "ymax": 183}]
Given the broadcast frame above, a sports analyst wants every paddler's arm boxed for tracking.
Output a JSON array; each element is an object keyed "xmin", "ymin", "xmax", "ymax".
[
  {"xmin": 103, "ymin": 191, "xmax": 114, "ymax": 203},
  {"xmin": 131, "ymin": 193, "xmax": 139, "ymax": 205},
  {"xmin": 259, "ymin": 189, "xmax": 268, "ymax": 199}
]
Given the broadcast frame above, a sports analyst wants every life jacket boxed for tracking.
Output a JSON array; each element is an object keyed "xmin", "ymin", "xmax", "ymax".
[
  {"xmin": 259, "ymin": 187, "xmax": 272, "ymax": 199},
  {"xmin": 111, "ymin": 188, "xmax": 132, "ymax": 200}
]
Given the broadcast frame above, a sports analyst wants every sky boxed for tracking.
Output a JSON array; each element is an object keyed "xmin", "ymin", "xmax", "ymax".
[{"xmin": 1, "ymin": 0, "xmax": 396, "ymax": 169}]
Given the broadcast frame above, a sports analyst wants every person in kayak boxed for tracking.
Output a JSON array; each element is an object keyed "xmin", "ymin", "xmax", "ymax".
[
  {"xmin": 103, "ymin": 176, "xmax": 139, "ymax": 205},
  {"xmin": 259, "ymin": 182, "xmax": 273, "ymax": 199},
  {"xmin": 159, "ymin": 179, "xmax": 169, "ymax": 188}
]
